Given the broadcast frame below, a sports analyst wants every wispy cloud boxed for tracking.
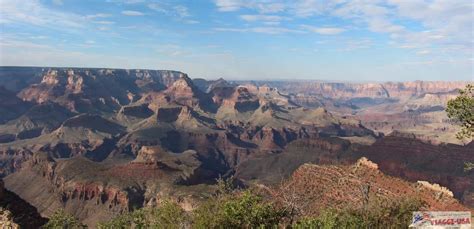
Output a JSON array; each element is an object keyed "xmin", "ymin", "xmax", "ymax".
[
  {"xmin": 86, "ymin": 13, "xmax": 112, "ymax": 19},
  {"xmin": 93, "ymin": 20, "xmax": 115, "ymax": 25},
  {"xmin": 416, "ymin": 50, "xmax": 431, "ymax": 55},
  {"xmin": 0, "ymin": 0, "xmax": 85, "ymax": 29},
  {"xmin": 301, "ymin": 25, "xmax": 345, "ymax": 35},
  {"xmin": 174, "ymin": 5, "xmax": 190, "ymax": 18},
  {"xmin": 147, "ymin": 3, "xmax": 197, "ymax": 24},
  {"xmin": 106, "ymin": 0, "xmax": 145, "ymax": 4},
  {"xmin": 147, "ymin": 3, "xmax": 166, "ymax": 13},
  {"xmin": 213, "ymin": 0, "xmax": 473, "ymax": 56},
  {"xmin": 121, "ymin": 10, "xmax": 144, "ymax": 16},
  {"xmin": 240, "ymin": 14, "xmax": 285, "ymax": 24},
  {"xmin": 215, "ymin": 26, "xmax": 304, "ymax": 34},
  {"xmin": 214, "ymin": 0, "xmax": 246, "ymax": 12},
  {"xmin": 214, "ymin": 0, "xmax": 285, "ymax": 13}
]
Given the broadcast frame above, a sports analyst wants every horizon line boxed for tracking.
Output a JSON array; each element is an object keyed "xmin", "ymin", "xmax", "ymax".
[{"xmin": 1, "ymin": 65, "xmax": 472, "ymax": 83}]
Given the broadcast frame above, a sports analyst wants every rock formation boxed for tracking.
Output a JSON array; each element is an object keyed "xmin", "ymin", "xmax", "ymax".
[
  {"xmin": 269, "ymin": 159, "xmax": 470, "ymax": 217},
  {"xmin": 0, "ymin": 67, "xmax": 471, "ymax": 226}
]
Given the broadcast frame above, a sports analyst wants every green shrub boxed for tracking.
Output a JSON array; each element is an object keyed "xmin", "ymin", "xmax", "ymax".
[
  {"xmin": 446, "ymin": 84, "xmax": 474, "ymax": 140},
  {"xmin": 43, "ymin": 209, "xmax": 85, "ymax": 229},
  {"xmin": 293, "ymin": 197, "xmax": 425, "ymax": 229},
  {"xmin": 97, "ymin": 186, "xmax": 424, "ymax": 229},
  {"xmin": 98, "ymin": 200, "xmax": 187, "ymax": 229},
  {"xmin": 193, "ymin": 190, "xmax": 289, "ymax": 228}
]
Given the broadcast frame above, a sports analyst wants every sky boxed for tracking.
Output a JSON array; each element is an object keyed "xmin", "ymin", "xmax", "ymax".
[{"xmin": 0, "ymin": 0, "xmax": 473, "ymax": 81}]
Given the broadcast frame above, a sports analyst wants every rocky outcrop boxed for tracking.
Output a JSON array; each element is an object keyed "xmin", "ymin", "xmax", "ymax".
[
  {"xmin": 0, "ymin": 209, "xmax": 20, "ymax": 229},
  {"xmin": 219, "ymin": 86, "xmax": 260, "ymax": 112},
  {"xmin": 268, "ymin": 159, "xmax": 470, "ymax": 217},
  {"xmin": 354, "ymin": 136, "xmax": 474, "ymax": 207},
  {"xmin": 417, "ymin": 181, "xmax": 454, "ymax": 198},
  {"xmin": 118, "ymin": 104, "xmax": 154, "ymax": 119}
]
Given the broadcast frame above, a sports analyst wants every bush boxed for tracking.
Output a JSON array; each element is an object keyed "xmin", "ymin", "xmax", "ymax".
[
  {"xmin": 96, "ymin": 181, "xmax": 425, "ymax": 229},
  {"xmin": 293, "ymin": 197, "xmax": 425, "ymax": 229},
  {"xmin": 193, "ymin": 190, "xmax": 289, "ymax": 228},
  {"xmin": 43, "ymin": 209, "xmax": 85, "ymax": 229},
  {"xmin": 446, "ymin": 84, "xmax": 474, "ymax": 140},
  {"xmin": 98, "ymin": 200, "xmax": 187, "ymax": 229}
]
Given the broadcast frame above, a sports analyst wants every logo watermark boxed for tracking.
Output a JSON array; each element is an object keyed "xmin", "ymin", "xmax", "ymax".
[{"xmin": 410, "ymin": 211, "xmax": 471, "ymax": 228}]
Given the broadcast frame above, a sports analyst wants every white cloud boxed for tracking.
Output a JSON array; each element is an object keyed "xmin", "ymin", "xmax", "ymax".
[
  {"xmin": 301, "ymin": 25, "xmax": 345, "ymax": 35},
  {"xmin": 174, "ymin": 5, "xmax": 190, "ymax": 18},
  {"xmin": 213, "ymin": 0, "xmax": 473, "ymax": 56},
  {"xmin": 0, "ymin": 0, "xmax": 85, "ymax": 29},
  {"xmin": 86, "ymin": 13, "xmax": 112, "ymax": 19},
  {"xmin": 184, "ymin": 20, "xmax": 199, "ymax": 24},
  {"xmin": 147, "ymin": 3, "xmax": 196, "ymax": 24},
  {"xmin": 256, "ymin": 2, "xmax": 285, "ymax": 13},
  {"xmin": 214, "ymin": 0, "xmax": 285, "ymax": 13},
  {"xmin": 214, "ymin": 0, "xmax": 245, "ymax": 12},
  {"xmin": 97, "ymin": 26, "xmax": 111, "ymax": 31},
  {"xmin": 148, "ymin": 3, "xmax": 167, "ymax": 13},
  {"xmin": 93, "ymin": 20, "xmax": 115, "ymax": 25},
  {"xmin": 121, "ymin": 10, "xmax": 144, "ymax": 16},
  {"xmin": 215, "ymin": 26, "xmax": 304, "ymax": 34},
  {"xmin": 416, "ymin": 50, "xmax": 431, "ymax": 55},
  {"xmin": 106, "ymin": 0, "xmax": 145, "ymax": 4},
  {"xmin": 240, "ymin": 14, "xmax": 284, "ymax": 22},
  {"xmin": 291, "ymin": 0, "xmax": 346, "ymax": 17},
  {"xmin": 251, "ymin": 27, "xmax": 303, "ymax": 34},
  {"xmin": 30, "ymin": 35, "xmax": 48, "ymax": 40}
]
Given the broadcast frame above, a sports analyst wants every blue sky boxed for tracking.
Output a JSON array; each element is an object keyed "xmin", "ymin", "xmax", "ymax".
[{"xmin": 0, "ymin": 0, "xmax": 473, "ymax": 81}]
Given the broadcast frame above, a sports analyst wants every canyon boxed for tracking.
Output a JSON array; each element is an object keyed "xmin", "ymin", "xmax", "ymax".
[{"xmin": 0, "ymin": 67, "xmax": 471, "ymax": 226}]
